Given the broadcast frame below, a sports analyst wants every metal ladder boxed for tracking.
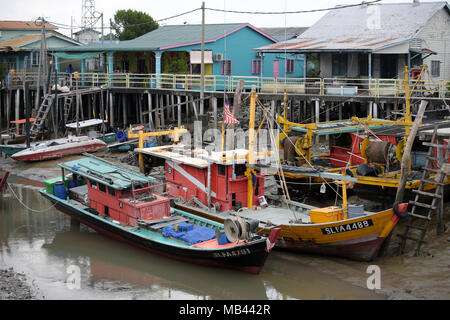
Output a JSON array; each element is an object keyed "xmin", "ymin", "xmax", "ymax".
[
  {"xmin": 30, "ymin": 94, "xmax": 54, "ymax": 136},
  {"xmin": 398, "ymin": 126, "xmax": 449, "ymax": 255},
  {"xmin": 63, "ymin": 95, "xmax": 74, "ymax": 123}
]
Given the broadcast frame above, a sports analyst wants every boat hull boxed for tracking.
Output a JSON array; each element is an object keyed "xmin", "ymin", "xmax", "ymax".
[
  {"xmin": 176, "ymin": 203, "xmax": 398, "ymax": 262},
  {"xmin": 12, "ymin": 140, "xmax": 106, "ymax": 162},
  {"xmin": 41, "ymin": 191, "xmax": 272, "ymax": 274},
  {"xmin": 0, "ymin": 145, "xmax": 26, "ymax": 156}
]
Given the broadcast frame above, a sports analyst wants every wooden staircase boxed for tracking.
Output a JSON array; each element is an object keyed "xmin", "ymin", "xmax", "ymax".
[{"xmin": 398, "ymin": 126, "xmax": 450, "ymax": 255}]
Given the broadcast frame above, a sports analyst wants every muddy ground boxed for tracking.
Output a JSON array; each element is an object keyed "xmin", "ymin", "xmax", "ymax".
[
  {"xmin": 0, "ymin": 150, "xmax": 449, "ymax": 300},
  {"xmin": 0, "ymin": 268, "xmax": 37, "ymax": 300}
]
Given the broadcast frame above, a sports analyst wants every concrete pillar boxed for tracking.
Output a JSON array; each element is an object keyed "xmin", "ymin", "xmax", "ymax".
[
  {"xmin": 368, "ymin": 102, "xmax": 373, "ymax": 117},
  {"xmin": 155, "ymin": 51, "xmax": 162, "ymax": 88},
  {"xmin": 15, "ymin": 89, "xmax": 20, "ymax": 121},
  {"xmin": 109, "ymin": 92, "xmax": 114, "ymax": 127},
  {"xmin": 177, "ymin": 95, "xmax": 182, "ymax": 127},
  {"xmin": 315, "ymin": 100, "xmax": 320, "ymax": 124},
  {"xmin": 81, "ymin": 59, "xmax": 86, "ymax": 73},
  {"xmin": 55, "ymin": 57, "xmax": 60, "ymax": 73},
  {"xmin": 108, "ymin": 52, "xmax": 114, "ymax": 73},
  {"xmin": 373, "ymin": 102, "xmax": 378, "ymax": 118},
  {"xmin": 212, "ymin": 96, "xmax": 218, "ymax": 129}
]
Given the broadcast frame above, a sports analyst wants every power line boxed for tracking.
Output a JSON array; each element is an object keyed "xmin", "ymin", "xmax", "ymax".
[
  {"xmin": 47, "ymin": 1, "xmax": 382, "ymax": 33},
  {"xmin": 206, "ymin": 0, "xmax": 382, "ymax": 15}
]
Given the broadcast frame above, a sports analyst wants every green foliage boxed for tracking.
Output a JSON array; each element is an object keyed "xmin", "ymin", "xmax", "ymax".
[
  {"xmin": 163, "ymin": 52, "xmax": 189, "ymax": 74},
  {"xmin": 111, "ymin": 9, "xmax": 158, "ymax": 41},
  {"xmin": 0, "ymin": 61, "xmax": 6, "ymax": 83}
]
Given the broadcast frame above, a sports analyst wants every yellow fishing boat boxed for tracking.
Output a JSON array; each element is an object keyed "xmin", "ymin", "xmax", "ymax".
[{"xmin": 275, "ymin": 65, "xmax": 450, "ymax": 196}]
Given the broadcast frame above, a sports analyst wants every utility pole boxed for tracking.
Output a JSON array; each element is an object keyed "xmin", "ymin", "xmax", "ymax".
[
  {"xmin": 34, "ymin": 17, "xmax": 48, "ymax": 112},
  {"xmin": 101, "ymin": 13, "xmax": 104, "ymax": 45},
  {"xmin": 200, "ymin": 1, "xmax": 205, "ymax": 116},
  {"xmin": 110, "ymin": 19, "xmax": 113, "ymax": 42},
  {"xmin": 71, "ymin": 16, "xmax": 73, "ymax": 39}
]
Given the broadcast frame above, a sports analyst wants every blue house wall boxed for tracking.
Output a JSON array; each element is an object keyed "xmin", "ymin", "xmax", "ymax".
[{"xmin": 162, "ymin": 25, "xmax": 305, "ymax": 90}]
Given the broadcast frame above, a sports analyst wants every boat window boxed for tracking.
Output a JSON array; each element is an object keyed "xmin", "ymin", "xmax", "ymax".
[
  {"xmin": 108, "ymin": 187, "xmax": 116, "ymax": 197},
  {"xmin": 89, "ymin": 180, "xmax": 98, "ymax": 189},
  {"xmin": 234, "ymin": 164, "xmax": 246, "ymax": 177},
  {"xmin": 218, "ymin": 165, "xmax": 226, "ymax": 176},
  {"xmin": 99, "ymin": 183, "xmax": 106, "ymax": 193}
]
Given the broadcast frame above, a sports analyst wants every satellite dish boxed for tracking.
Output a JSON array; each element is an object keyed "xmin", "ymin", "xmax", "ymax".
[{"xmin": 224, "ymin": 219, "xmax": 240, "ymax": 243}]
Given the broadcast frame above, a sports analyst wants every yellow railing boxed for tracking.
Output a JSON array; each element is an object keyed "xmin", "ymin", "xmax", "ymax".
[{"xmin": 6, "ymin": 71, "xmax": 450, "ymax": 99}]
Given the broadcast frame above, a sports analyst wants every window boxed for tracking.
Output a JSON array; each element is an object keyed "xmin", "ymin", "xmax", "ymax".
[
  {"xmin": 359, "ymin": 54, "xmax": 369, "ymax": 77},
  {"xmin": 4, "ymin": 58, "xmax": 16, "ymax": 71},
  {"xmin": 89, "ymin": 180, "xmax": 98, "ymax": 189},
  {"xmin": 234, "ymin": 164, "xmax": 246, "ymax": 177},
  {"xmin": 252, "ymin": 60, "xmax": 262, "ymax": 74},
  {"xmin": 218, "ymin": 165, "xmax": 226, "ymax": 176},
  {"xmin": 286, "ymin": 59, "xmax": 295, "ymax": 74},
  {"xmin": 431, "ymin": 61, "xmax": 441, "ymax": 77},
  {"xmin": 31, "ymin": 52, "xmax": 39, "ymax": 66},
  {"xmin": 108, "ymin": 187, "xmax": 116, "ymax": 197},
  {"xmin": 99, "ymin": 183, "xmax": 106, "ymax": 193},
  {"xmin": 222, "ymin": 60, "xmax": 232, "ymax": 75},
  {"xmin": 332, "ymin": 54, "xmax": 348, "ymax": 77}
]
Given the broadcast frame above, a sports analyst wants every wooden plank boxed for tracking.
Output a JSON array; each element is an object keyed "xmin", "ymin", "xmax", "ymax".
[
  {"xmin": 150, "ymin": 217, "xmax": 189, "ymax": 230},
  {"xmin": 138, "ymin": 216, "xmax": 183, "ymax": 226}
]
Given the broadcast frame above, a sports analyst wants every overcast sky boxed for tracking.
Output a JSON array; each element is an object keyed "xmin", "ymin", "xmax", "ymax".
[{"xmin": 0, "ymin": 0, "xmax": 446, "ymax": 37}]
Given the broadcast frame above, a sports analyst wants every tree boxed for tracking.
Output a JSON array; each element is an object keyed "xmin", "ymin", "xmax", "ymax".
[{"xmin": 111, "ymin": 9, "xmax": 158, "ymax": 41}]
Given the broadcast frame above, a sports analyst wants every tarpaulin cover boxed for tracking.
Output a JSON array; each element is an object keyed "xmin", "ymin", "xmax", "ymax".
[
  {"xmin": 162, "ymin": 225, "xmax": 216, "ymax": 245},
  {"xmin": 51, "ymin": 52, "xmax": 104, "ymax": 60}
]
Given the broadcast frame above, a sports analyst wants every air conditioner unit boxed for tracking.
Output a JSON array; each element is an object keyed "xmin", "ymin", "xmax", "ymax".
[
  {"xmin": 213, "ymin": 53, "xmax": 224, "ymax": 62},
  {"xmin": 410, "ymin": 38, "xmax": 422, "ymax": 50}
]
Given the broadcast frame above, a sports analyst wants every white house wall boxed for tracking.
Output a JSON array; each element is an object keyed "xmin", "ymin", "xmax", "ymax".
[{"xmin": 417, "ymin": 8, "xmax": 450, "ymax": 81}]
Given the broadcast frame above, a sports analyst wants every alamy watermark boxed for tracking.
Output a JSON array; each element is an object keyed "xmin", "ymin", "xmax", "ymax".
[
  {"xmin": 366, "ymin": 265, "xmax": 381, "ymax": 290},
  {"xmin": 366, "ymin": 5, "xmax": 381, "ymax": 30},
  {"xmin": 66, "ymin": 265, "xmax": 81, "ymax": 290}
]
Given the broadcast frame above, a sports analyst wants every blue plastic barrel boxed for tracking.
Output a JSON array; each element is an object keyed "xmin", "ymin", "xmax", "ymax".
[
  {"xmin": 116, "ymin": 131, "xmax": 128, "ymax": 143},
  {"xmin": 54, "ymin": 181, "xmax": 68, "ymax": 200}
]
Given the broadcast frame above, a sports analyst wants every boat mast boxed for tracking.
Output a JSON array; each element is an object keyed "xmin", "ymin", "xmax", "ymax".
[{"xmin": 246, "ymin": 87, "xmax": 257, "ymax": 209}]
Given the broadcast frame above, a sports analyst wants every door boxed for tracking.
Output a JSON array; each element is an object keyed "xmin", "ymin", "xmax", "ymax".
[{"xmin": 273, "ymin": 60, "xmax": 280, "ymax": 78}]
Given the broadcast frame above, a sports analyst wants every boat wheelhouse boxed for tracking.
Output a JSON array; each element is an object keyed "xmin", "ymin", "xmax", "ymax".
[{"xmin": 140, "ymin": 146, "xmax": 266, "ymax": 212}]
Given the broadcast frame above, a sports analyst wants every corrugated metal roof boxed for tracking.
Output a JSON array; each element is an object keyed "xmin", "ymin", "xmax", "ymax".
[
  {"xmin": 52, "ymin": 23, "xmax": 277, "ymax": 52},
  {"xmin": 0, "ymin": 32, "xmax": 81, "ymax": 52},
  {"xmin": 0, "ymin": 21, "xmax": 57, "ymax": 30},
  {"xmin": 258, "ymin": 2, "xmax": 450, "ymax": 53},
  {"xmin": 0, "ymin": 35, "xmax": 41, "ymax": 51}
]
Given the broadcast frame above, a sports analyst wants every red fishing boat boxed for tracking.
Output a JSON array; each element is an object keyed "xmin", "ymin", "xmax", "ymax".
[{"xmin": 40, "ymin": 156, "xmax": 280, "ymax": 274}]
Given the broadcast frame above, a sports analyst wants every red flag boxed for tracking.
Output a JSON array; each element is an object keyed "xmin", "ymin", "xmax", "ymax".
[{"xmin": 223, "ymin": 96, "xmax": 239, "ymax": 125}]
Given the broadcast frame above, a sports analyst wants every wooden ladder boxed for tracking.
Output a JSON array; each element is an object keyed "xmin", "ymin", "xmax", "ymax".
[
  {"xmin": 398, "ymin": 126, "xmax": 449, "ymax": 255},
  {"xmin": 63, "ymin": 95, "xmax": 74, "ymax": 123},
  {"xmin": 30, "ymin": 94, "xmax": 54, "ymax": 137}
]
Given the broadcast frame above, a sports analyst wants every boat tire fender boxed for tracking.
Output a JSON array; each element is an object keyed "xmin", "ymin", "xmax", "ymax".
[{"xmin": 393, "ymin": 202, "xmax": 409, "ymax": 218}]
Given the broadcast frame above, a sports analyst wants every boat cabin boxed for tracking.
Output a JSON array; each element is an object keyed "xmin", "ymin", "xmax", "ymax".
[
  {"xmin": 137, "ymin": 145, "xmax": 266, "ymax": 212},
  {"xmin": 58, "ymin": 157, "xmax": 170, "ymax": 227}
]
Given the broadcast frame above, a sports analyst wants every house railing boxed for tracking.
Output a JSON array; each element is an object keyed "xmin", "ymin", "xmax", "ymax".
[{"xmin": 6, "ymin": 71, "xmax": 450, "ymax": 99}]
